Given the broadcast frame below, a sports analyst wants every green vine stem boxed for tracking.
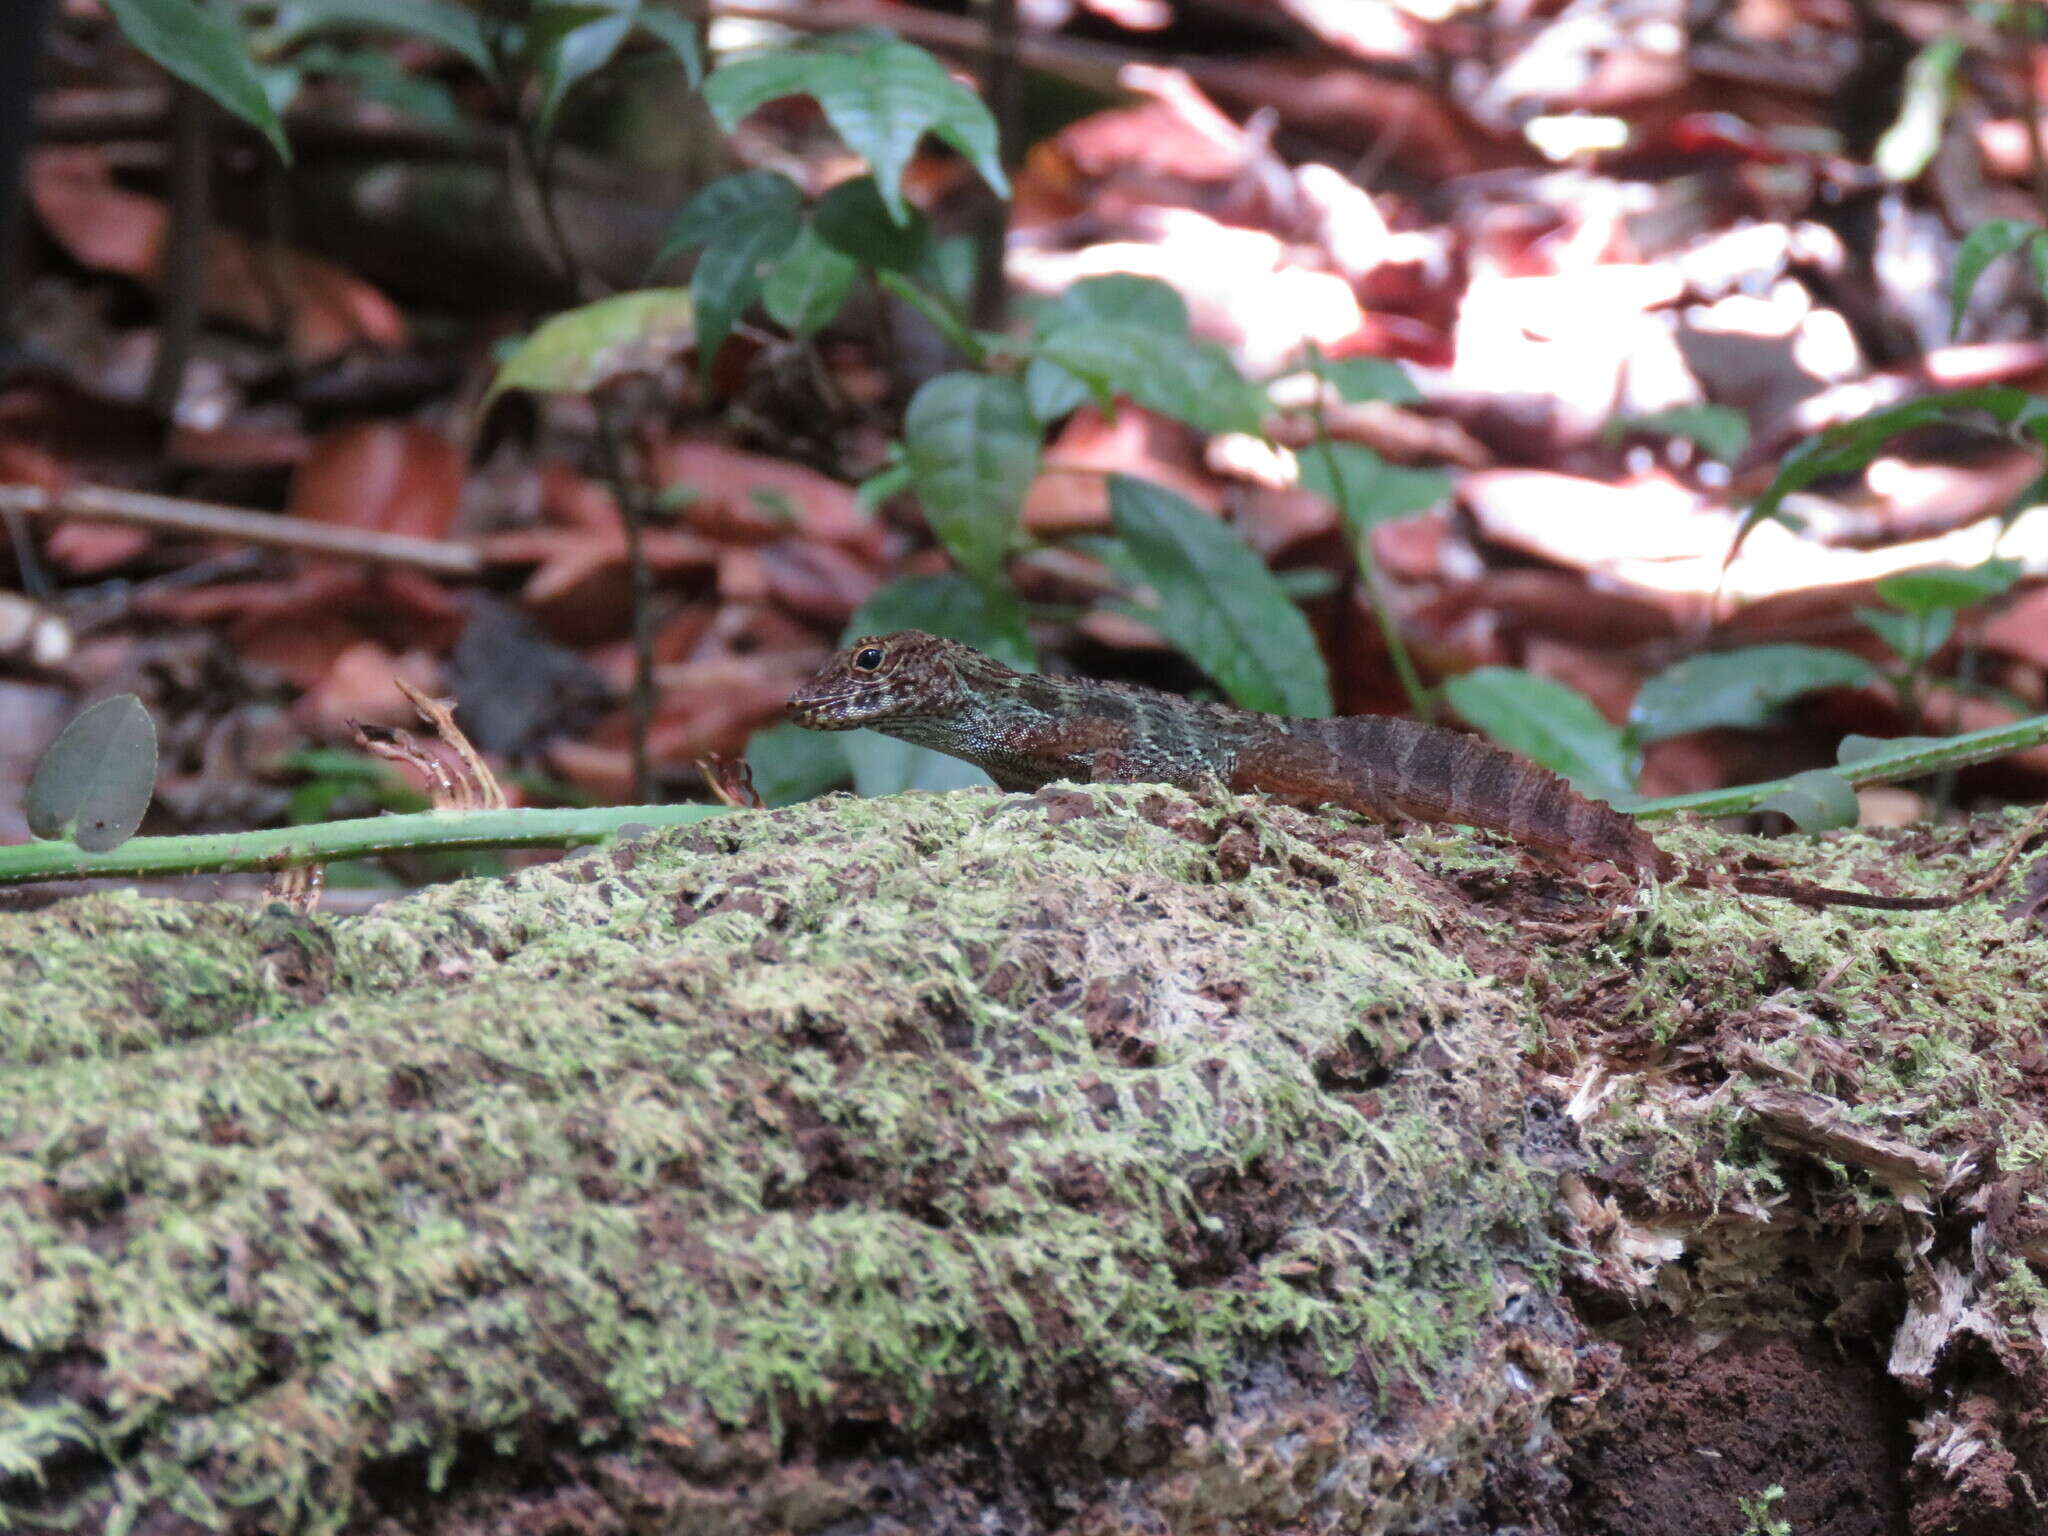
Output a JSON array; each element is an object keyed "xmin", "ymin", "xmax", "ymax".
[
  {"xmin": 0, "ymin": 804, "xmax": 732, "ymax": 888},
  {"xmin": 1627, "ymin": 712, "xmax": 2048, "ymax": 821}
]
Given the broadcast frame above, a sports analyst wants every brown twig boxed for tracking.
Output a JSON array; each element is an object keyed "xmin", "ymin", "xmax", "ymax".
[
  {"xmin": 145, "ymin": 81, "xmax": 210, "ymax": 415},
  {"xmin": 968, "ymin": 0, "xmax": 1019, "ymax": 331},
  {"xmin": 0, "ymin": 483, "xmax": 484, "ymax": 575},
  {"xmin": 590, "ymin": 386, "xmax": 657, "ymax": 802}
]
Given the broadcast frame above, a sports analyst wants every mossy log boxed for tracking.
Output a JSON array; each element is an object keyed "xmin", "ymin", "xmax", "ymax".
[{"xmin": 2, "ymin": 786, "xmax": 2044, "ymax": 1535}]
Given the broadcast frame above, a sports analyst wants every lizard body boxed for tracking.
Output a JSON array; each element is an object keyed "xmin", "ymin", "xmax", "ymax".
[{"xmin": 787, "ymin": 631, "xmax": 2028, "ymax": 911}]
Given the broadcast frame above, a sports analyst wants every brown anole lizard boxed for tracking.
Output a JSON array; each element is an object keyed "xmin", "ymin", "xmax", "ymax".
[{"xmin": 787, "ymin": 630, "xmax": 2042, "ymax": 911}]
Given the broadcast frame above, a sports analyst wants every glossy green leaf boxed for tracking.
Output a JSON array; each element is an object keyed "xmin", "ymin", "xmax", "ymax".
[
  {"xmin": 744, "ymin": 721, "xmax": 849, "ymax": 805},
  {"xmin": 657, "ymin": 172, "xmax": 803, "ymax": 384},
  {"xmin": 903, "ymin": 373, "xmax": 1039, "ymax": 590},
  {"xmin": 1737, "ymin": 386, "xmax": 2045, "ymax": 564},
  {"xmin": 1032, "ymin": 274, "xmax": 1190, "ymax": 338},
  {"xmin": 1873, "ymin": 560, "xmax": 2021, "ymax": 615},
  {"xmin": 812, "ymin": 176, "xmax": 932, "ymax": 272},
  {"xmin": 1298, "ymin": 442, "xmax": 1451, "ymax": 535},
  {"xmin": 289, "ymin": 43, "xmax": 461, "ymax": 123},
  {"xmin": 762, "ymin": 225, "xmax": 856, "ymax": 337},
  {"xmin": 1108, "ymin": 475, "xmax": 1330, "ymax": 717},
  {"xmin": 484, "ymin": 288, "xmax": 694, "ymax": 405},
  {"xmin": 534, "ymin": 0, "xmax": 638, "ymax": 137},
  {"xmin": 705, "ymin": 39, "xmax": 1007, "ymax": 223},
  {"xmin": 25, "ymin": 694, "xmax": 159, "ymax": 851},
  {"xmin": 1950, "ymin": 218, "xmax": 2040, "ymax": 338},
  {"xmin": 1610, "ymin": 404, "xmax": 1750, "ymax": 465},
  {"xmin": 1320, "ymin": 356, "xmax": 1419, "ymax": 405},
  {"xmin": 1837, "ymin": 733, "xmax": 1945, "ymax": 767},
  {"xmin": 1857, "ymin": 605, "xmax": 1954, "ymax": 665},
  {"xmin": 1037, "ymin": 324, "xmax": 1263, "ymax": 436},
  {"xmin": 104, "ymin": 0, "xmax": 291, "ymax": 162},
  {"xmin": 1628, "ymin": 645, "xmax": 1878, "ymax": 744},
  {"xmin": 633, "ymin": 4, "xmax": 702, "ymax": 88},
  {"xmin": 1442, "ymin": 668, "xmax": 1633, "ymax": 804},
  {"xmin": 838, "ymin": 574, "xmax": 1034, "ymax": 795},
  {"xmin": 1756, "ymin": 768, "xmax": 1860, "ymax": 832},
  {"xmin": 1024, "ymin": 277, "xmax": 1191, "ymax": 421},
  {"xmin": 269, "ymin": 0, "xmax": 491, "ymax": 71}
]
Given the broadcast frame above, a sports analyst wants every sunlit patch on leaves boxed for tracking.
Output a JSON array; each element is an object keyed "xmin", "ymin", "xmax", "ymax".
[
  {"xmin": 1756, "ymin": 768, "xmax": 1860, "ymax": 833},
  {"xmin": 1628, "ymin": 645, "xmax": 1878, "ymax": 745},
  {"xmin": 484, "ymin": 288, "xmax": 694, "ymax": 406},
  {"xmin": 1108, "ymin": 475, "xmax": 1330, "ymax": 717},
  {"xmin": 1442, "ymin": 669, "xmax": 1633, "ymax": 805},
  {"xmin": 704, "ymin": 35, "xmax": 1007, "ymax": 224},
  {"xmin": 26, "ymin": 695, "xmax": 159, "ymax": 851}
]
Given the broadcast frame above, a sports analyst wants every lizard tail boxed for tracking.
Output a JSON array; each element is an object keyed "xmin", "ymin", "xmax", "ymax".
[{"xmin": 1265, "ymin": 715, "xmax": 1671, "ymax": 881}]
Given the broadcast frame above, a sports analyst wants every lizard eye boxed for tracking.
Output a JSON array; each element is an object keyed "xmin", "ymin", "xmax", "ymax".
[{"xmin": 852, "ymin": 645, "xmax": 886, "ymax": 671}]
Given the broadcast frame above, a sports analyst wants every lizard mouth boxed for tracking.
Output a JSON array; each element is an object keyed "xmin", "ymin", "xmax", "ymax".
[{"xmin": 784, "ymin": 687, "xmax": 866, "ymax": 730}]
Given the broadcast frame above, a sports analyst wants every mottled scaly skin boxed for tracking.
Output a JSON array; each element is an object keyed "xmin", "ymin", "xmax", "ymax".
[
  {"xmin": 786, "ymin": 631, "xmax": 1667, "ymax": 878},
  {"xmin": 788, "ymin": 632, "xmax": 1999, "ymax": 912}
]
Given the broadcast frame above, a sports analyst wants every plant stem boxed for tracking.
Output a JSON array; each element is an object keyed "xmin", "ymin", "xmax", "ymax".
[
  {"xmin": 1628, "ymin": 710, "xmax": 2048, "ymax": 821},
  {"xmin": 0, "ymin": 804, "xmax": 732, "ymax": 888},
  {"xmin": 1305, "ymin": 362, "xmax": 1432, "ymax": 720},
  {"xmin": 592, "ymin": 386, "xmax": 657, "ymax": 802}
]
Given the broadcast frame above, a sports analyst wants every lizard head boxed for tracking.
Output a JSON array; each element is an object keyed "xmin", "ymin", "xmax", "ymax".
[{"xmin": 785, "ymin": 630, "xmax": 997, "ymax": 730}]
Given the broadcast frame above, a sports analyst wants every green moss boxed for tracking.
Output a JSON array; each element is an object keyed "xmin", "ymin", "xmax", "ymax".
[{"xmin": 0, "ymin": 787, "xmax": 1563, "ymax": 1532}]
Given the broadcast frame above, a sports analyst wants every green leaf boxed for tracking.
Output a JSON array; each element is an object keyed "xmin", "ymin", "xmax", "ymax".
[
  {"xmin": 1108, "ymin": 475, "xmax": 1331, "ymax": 717},
  {"xmin": 1950, "ymin": 218, "xmax": 2041, "ymax": 338},
  {"xmin": 289, "ymin": 43, "xmax": 461, "ymax": 124},
  {"xmin": 1036, "ymin": 324, "xmax": 1263, "ymax": 436},
  {"xmin": 633, "ymin": 4, "xmax": 703, "ymax": 88},
  {"xmin": 657, "ymin": 172, "xmax": 803, "ymax": 384},
  {"xmin": 1298, "ymin": 442, "xmax": 1451, "ymax": 535},
  {"xmin": 1873, "ymin": 33, "xmax": 1963, "ymax": 184},
  {"xmin": 1610, "ymin": 404, "xmax": 1750, "ymax": 465},
  {"xmin": 533, "ymin": 0, "xmax": 638, "ymax": 137},
  {"xmin": 705, "ymin": 39, "xmax": 1007, "ymax": 224},
  {"xmin": 1023, "ymin": 357, "xmax": 1091, "ymax": 423},
  {"xmin": 1756, "ymin": 768, "xmax": 1860, "ymax": 832},
  {"xmin": 812, "ymin": 176, "xmax": 932, "ymax": 272},
  {"xmin": 1441, "ymin": 668, "xmax": 1633, "ymax": 804},
  {"xmin": 839, "ymin": 574, "xmax": 1034, "ymax": 795},
  {"xmin": 104, "ymin": 0, "xmax": 291, "ymax": 162},
  {"xmin": 484, "ymin": 288, "xmax": 694, "ymax": 405},
  {"xmin": 1628, "ymin": 645, "xmax": 1878, "ymax": 744},
  {"xmin": 744, "ymin": 721, "xmax": 849, "ymax": 806},
  {"xmin": 902, "ymin": 373, "xmax": 1039, "ymax": 590},
  {"xmin": 1737, "ymin": 386, "xmax": 2044, "ymax": 565},
  {"xmin": 268, "ymin": 0, "xmax": 491, "ymax": 71},
  {"xmin": 1031, "ymin": 274, "xmax": 1190, "ymax": 338},
  {"xmin": 1857, "ymin": 605, "xmax": 1954, "ymax": 665},
  {"xmin": 1836, "ymin": 733, "xmax": 1945, "ymax": 767},
  {"xmin": 763, "ymin": 225, "xmax": 857, "ymax": 337},
  {"xmin": 1873, "ymin": 560, "xmax": 2021, "ymax": 615},
  {"xmin": 1320, "ymin": 356, "xmax": 1420, "ymax": 405},
  {"xmin": 25, "ymin": 694, "xmax": 159, "ymax": 851}
]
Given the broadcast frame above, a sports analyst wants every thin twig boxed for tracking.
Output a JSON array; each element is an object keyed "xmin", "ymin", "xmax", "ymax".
[
  {"xmin": 0, "ymin": 483, "xmax": 483, "ymax": 575},
  {"xmin": 591, "ymin": 388, "xmax": 657, "ymax": 802},
  {"xmin": 145, "ymin": 81, "xmax": 210, "ymax": 415},
  {"xmin": 969, "ymin": 0, "xmax": 1019, "ymax": 331}
]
